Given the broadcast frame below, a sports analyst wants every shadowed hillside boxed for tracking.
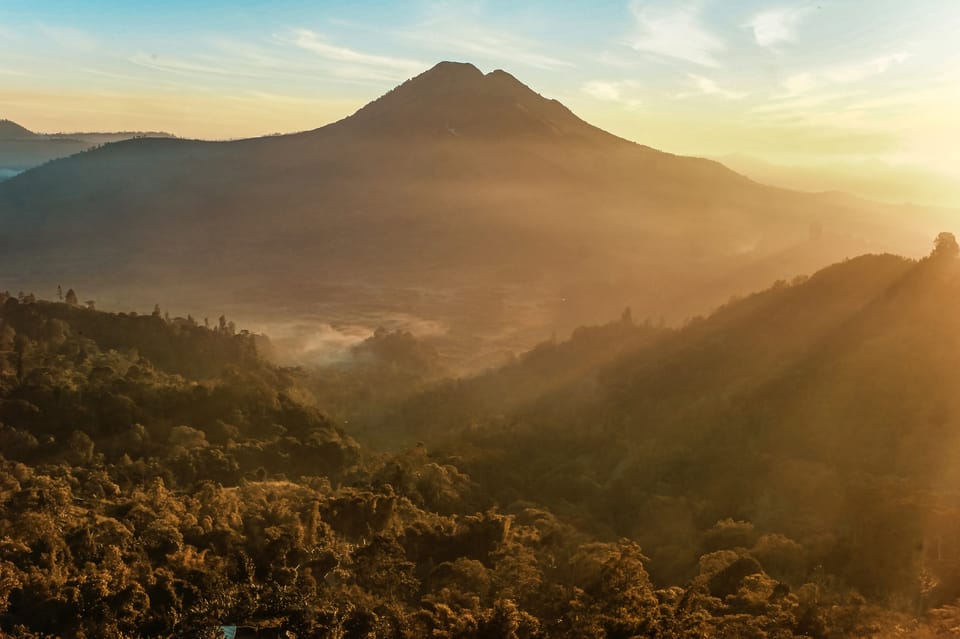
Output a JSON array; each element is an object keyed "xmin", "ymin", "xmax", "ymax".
[
  {"xmin": 0, "ymin": 119, "xmax": 172, "ymax": 180},
  {"xmin": 0, "ymin": 120, "xmax": 36, "ymax": 140}
]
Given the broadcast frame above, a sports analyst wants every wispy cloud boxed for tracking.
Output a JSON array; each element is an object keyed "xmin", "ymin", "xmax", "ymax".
[
  {"xmin": 290, "ymin": 29, "xmax": 426, "ymax": 77},
  {"xmin": 128, "ymin": 31, "xmax": 429, "ymax": 87},
  {"xmin": 782, "ymin": 72, "xmax": 817, "ymax": 97},
  {"xmin": 750, "ymin": 90, "xmax": 863, "ymax": 116},
  {"xmin": 38, "ymin": 24, "xmax": 97, "ymax": 51},
  {"xmin": 627, "ymin": 0, "xmax": 725, "ymax": 68},
  {"xmin": 826, "ymin": 51, "xmax": 911, "ymax": 83},
  {"xmin": 583, "ymin": 81, "xmax": 622, "ymax": 101},
  {"xmin": 398, "ymin": 20, "xmax": 571, "ymax": 70},
  {"xmin": 773, "ymin": 51, "xmax": 911, "ymax": 99},
  {"xmin": 746, "ymin": 7, "xmax": 811, "ymax": 48},
  {"xmin": 682, "ymin": 74, "xmax": 748, "ymax": 100},
  {"xmin": 129, "ymin": 52, "xmax": 265, "ymax": 79},
  {"xmin": 581, "ymin": 80, "xmax": 644, "ymax": 108}
]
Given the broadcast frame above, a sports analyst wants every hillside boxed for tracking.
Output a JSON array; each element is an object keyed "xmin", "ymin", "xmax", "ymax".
[
  {"xmin": 0, "ymin": 62, "xmax": 947, "ymax": 367},
  {"xmin": 0, "ymin": 119, "xmax": 172, "ymax": 179},
  {"xmin": 0, "ymin": 120, "xmax": 36, "ymax": 140},
  {"xmin": 369, "ymin": 234, "xmax": 960, "ymax": 609}
]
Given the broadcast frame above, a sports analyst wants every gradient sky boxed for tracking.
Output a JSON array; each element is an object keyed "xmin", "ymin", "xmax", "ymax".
[{"xmin": 1, "ymin": 0, "xmax": 958, "ymax": 178}]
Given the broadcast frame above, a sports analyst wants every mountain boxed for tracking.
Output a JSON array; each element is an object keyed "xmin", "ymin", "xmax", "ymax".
[
  {"xmin": 0, "ymin": 118, "xmax": 86, "ymax": 178},
  {"xmin": 720, "ymin": 152, "xmax": 960, "ymax": 209},
  {"xmin": 0, "ymin": 119, "xmax": 37, "ymax": 140},
  {"xmin": 0, "ymin": 118, "xmax": 173, "ymax": 179},
  {"xmin": 0, "ymin": 62, "xmax": 948, "ymax": 365}
]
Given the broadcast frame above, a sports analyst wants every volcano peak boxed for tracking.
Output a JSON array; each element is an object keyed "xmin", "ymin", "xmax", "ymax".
[{"xmin": 341, "ymin": 61, "xmax": 608, "ymax": 141}]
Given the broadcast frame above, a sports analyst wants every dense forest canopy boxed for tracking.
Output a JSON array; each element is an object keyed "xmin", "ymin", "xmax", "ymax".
[{"xmin": 3, "ymin": 236, "xmax": 960, "ymax": 637}]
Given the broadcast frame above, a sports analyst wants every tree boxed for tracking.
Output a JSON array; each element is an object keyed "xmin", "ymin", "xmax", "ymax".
[
  {"xmin": 65, "ymin": 288, "xmax": 79, "ymax": 306},
  {"xmin": 932, "ymin": 232, "xmax": 959, "ymax": 258},
  {"xmin": 57, "ymin": 285, "xmax": 63, "ymax": 301}
]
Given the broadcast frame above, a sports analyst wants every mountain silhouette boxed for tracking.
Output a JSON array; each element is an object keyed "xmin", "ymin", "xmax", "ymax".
[
  {"xmin": 0, "ymin": 119, "xmax": 36, "ymax": 140},
  {"xmin": 0, "ymin": 62, "xmax": 946, "ymax": 361},
  {"xmin": 340, "ymin": 61, "xmax": 611, "ymax": 141},
  {"xmin": 0, "ymin": 120, "xmax": 175, "ymax": 177}
]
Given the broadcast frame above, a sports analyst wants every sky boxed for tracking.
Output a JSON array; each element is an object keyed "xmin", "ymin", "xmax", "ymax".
[{"xmin": 1, "ymin": 0, "xmax": 959, "ymax": 180}]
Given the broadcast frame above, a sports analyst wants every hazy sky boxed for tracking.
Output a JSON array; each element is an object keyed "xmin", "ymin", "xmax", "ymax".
[{"xmin": 1, "ymin": 0, "xmax": 958, "ymax": 177}]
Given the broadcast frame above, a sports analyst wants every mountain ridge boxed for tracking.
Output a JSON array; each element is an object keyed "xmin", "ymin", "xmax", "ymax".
[
  {"xmin": 0, "ymin": 119, "xmax": 36, "ymax": 140},
  {"xmin": 0, "ymin": 61, "xmax": 945, "ymax": 365}
]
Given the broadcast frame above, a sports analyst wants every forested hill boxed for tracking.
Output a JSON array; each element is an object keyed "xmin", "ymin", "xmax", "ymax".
[
  {"xmin": 7, "ymin": 282, "xmax": 960, "ymax": 637},
  {"xmin": 391, "ymin": 234, "xmax": 960, "ymax": 610}
]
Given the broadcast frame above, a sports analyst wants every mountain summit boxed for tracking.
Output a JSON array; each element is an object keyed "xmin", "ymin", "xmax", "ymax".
[{"xmin": 341, "ymin": 61, "xmax": 610, "ymax": 141}]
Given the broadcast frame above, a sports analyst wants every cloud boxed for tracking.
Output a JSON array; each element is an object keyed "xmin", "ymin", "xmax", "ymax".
[
  {"xmin": 750, "ymin": 90, "xmax": 863, "ymax": 116},
  {"xmin": 129, "ymin": 52, "xmax": 265, "ymax": 79},
  {"xmin": 769, "ymin": 51, "xmax": 911, "ymax": 101},
  {"xmin": 38, "ymin": 24, "xmax": 97, "ymax": 51},
  {"xmin": 581, "ymin": 80, "xmax": 644, "ymax": 108},
  {"xmin": 397, "ymin": 22, "xmax": 572, "ymax": 70},
  {"xmin": 826, "ymin": 52, "xmax": 911, "ymax": 83},
  {"xmin": 746, "ymin": 7, "xmax": 811, "ymax": 48},
  {"xmin": 291, "ymin": 29, "xmax": 426, "ymax": 76},
  {"xmin": 782, "ymin": 72, "xmax": 817, "ymax": 96},
  {"xmin": 683, "ymin": 74, "xmax": 748, "ymax": 99},
  {"xmin": 388, "ymin": 0, "xmax": 573, "ymax": 70},
  {"xmin": 627, "ymin": 1, "xmax": 725, "ymax": 68},
  {"xmin": 582, "ymin": 80, "xmax": 623, "ymax": 101}
]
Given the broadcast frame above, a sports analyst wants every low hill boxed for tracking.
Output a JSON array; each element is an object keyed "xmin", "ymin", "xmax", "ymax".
[
  {"xmin": 0, "ymin": 119, "xmax": 172, "ymax": 179},
  {"xmin": 0, "ymin": 120, "xmax": 36, "ymax": 140}
]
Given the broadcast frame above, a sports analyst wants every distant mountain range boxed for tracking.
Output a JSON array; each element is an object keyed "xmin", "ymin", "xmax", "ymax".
[
  {"xmin": 720, "ymin": 152, "xmax": 960, "ymax": 209},
  {"xmin": 0, "ymin": 118, "xmax": 173, "ymax": 179},
  {"xmin": 0, "ymin": 62, "xmax": 952, "ymax": 364}
]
